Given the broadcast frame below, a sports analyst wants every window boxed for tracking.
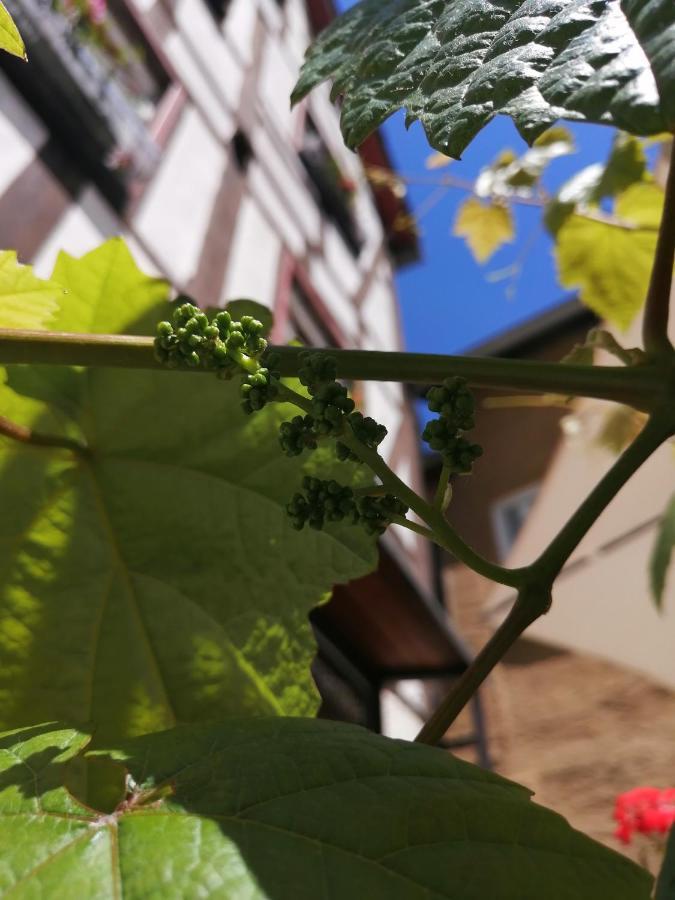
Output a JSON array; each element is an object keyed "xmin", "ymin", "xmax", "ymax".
[
  {"xmin": 2, "ymin": 0, "xmax": 169, "ymax": 207},
  {"xmin": 491, "ymin": 484, "xmax": 539, "ymax": 560},
  {"xmin": 299, "ymin": 118, "xmax": 362, "ymax": 256}
]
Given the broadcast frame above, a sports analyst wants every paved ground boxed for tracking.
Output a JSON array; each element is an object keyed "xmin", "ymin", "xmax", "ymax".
[{"xmin": 445, "ymin": 565, "xmax": 675, "ymax": 870}]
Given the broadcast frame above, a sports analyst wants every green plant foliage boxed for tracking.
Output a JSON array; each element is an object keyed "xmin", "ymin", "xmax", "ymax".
[
  {"xmin": 650, "ymin": 493, "xmax": 675, "ymax": 609},
  {"xmin": 453, "ymin": 198, "xmax": 514, "ymax": 263},
  {"xmin": 0, "ymin": 0, "xmax": 25, "ymax": 59},
  {"xmin": 476, "ymin": 127, "xmax": 575, "ymax": 198},
  {"xmin": 0, "ymin": 720, "xmax": 653, "ymax": 899},
  {"xmin": 590, "ymin": 133, "xmax": 648, "ymax": 203},
  {"xmin": 555, "ymin": 182, "xmax": 663, "ymax": 328},
  {"xmin": 0, "ymin": 240, "xmax": 376, "ymax": 744},
  {"xmin": 225, "ymin": 298, "xmax": 274, "ymax": 336},
  {"xmin": 292, "ymin": 0, "xmax": 675, "ymax": 159},
  {"xmin": 545, "ymin": 133, "xmax": 649, "ymax": 235},
  {"xmin": 0, "ymin": 251, "xmax": 64, "ymax": 330},
  {"xmin": 656, "ymin": 821, "xmax": 675, "ymax": 900}
]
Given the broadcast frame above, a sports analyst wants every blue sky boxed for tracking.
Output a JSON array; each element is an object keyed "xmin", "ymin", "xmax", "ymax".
[{"xmin": 334, "ymin": 0, "xmax": 618, "ymax": 354}]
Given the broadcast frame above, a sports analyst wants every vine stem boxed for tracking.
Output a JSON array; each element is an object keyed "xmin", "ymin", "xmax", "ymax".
[
  {"xmin": 415, "ymin": 582, "xmax": 550, "ymax": 746},
  {"xmin": 0, "ymin": 415, "xmax": 89, "ymax": 456},
  {"xmin": 533, "ymin": 405, "xmax": 675, "ymax": 581},
  {"xmin": 415, "ymin": 406, "xmax": 675, "ymax": 746},
  {"xmin": 433, "ymin": 465, "xmax": 451, "ymax": 510},
  {"xmin": 0, "ymin": 329, "xmax": 661, "ymax": 409},
  {"xmin": 277, "ymin": 383, "xmax": 522, "ymax": 588},
  {"xmin": 643, "ymin": 140, "xmax": 675, "ymax": 357}
]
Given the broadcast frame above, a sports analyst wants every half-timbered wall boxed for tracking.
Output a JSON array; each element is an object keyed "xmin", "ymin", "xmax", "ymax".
[{"xmin": 0, "ymin": 0, "xmax": 433, "ymax": 591}]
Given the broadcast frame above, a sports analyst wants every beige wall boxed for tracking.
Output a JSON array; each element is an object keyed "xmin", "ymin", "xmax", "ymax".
[{"xmin": 488, "ymin": 309, "xmax": 675, "ymax": 687}]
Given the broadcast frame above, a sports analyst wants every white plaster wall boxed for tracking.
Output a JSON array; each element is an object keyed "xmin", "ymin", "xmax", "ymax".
[
  {"xmin": 247, "ymin": 163, "xmax": 305, "ymax": 258},
  {"xmin": 133, "ymin": 108, "xmax": 227, "ymax": 285},
  {"xmin": 223, "ymin": 0, "xmax": 258, "ymax": 65},
  {"xmin": 322, "ymin": 225, "xmax": 362, "ymax": 297},
  {"xmin": 307, "ymin": 256, "xmax": 360, "ymax": 340},
  {"xmin": 0, "ymin": 76, "xmax": 47, "ymax": 194},
  {"xmin": 174, "ymin": 0, "xmax": 245, "ymax": 112},
  {"xmin": 163, "ymin": 31, "xmax": 236, "ymax": 141},
  {"xmin": 284, "ymin": 0, "xmax": 312, "ymax": 66},
  {"xmin": 258, "ymin": 33, "xmax": 300, "ymax": 140},
  {"xmin": 250, "ymin": 123, "xmax": 321, "ymax": 238},
  {"xmin": 221, "ymin": 194, "xmax": 282, "ymax": 307},
  {"xmin": 33, "ymin": 202, "xmax": 109, "ymax": 277},
  {"xmin": 381, "ymin": 682, "xmax": 425, "ymax": 740},
  {"xmin": 362, "ymin": 274, "xmax": 402, "ymax": 351}
]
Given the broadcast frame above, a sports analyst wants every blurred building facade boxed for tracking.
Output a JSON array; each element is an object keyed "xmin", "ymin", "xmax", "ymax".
[{"xmin": 0, "ymin": 0, "xmax": 488, "ymax": 750}]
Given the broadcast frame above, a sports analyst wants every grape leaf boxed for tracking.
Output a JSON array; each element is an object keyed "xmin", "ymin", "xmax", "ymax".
[
  {"xmin": 555, "ymin": 181, "xmax": 663, "ymax": 328},
  {"xmin": 0, "ymin": 720, "xmax": 653, "ymax": 899},
  {"xmin": 0, "ymin": 251, "xmax": 63, "ymax": 330},
  {"xmin": 650, "ymin": 493, "xmax": 675, "ymax": 609},
  {"xmin": 590, "ymin": 132, "xmax": 648, "ymax": 202},
  {"xmin": 656, "ymin": 821, "xmax": 675, "ymax": 900},
  {"xmin": 0, "ymin": 0, "xmax": 25, "ymax": 59},
  {"xmin": 453, "ymin": 198, "xmax": 514, "ymax": 262},
  {"xmin": 0, "ymin": 240, "xmax": 376, "ymax": 744},
  {"xmin": 292, "ymin": 0, "xmax": 675, "ymax": 159}
]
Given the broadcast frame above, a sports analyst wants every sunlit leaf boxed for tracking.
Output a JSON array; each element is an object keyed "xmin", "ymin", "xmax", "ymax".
[
  {"xmin": 590, "ymin": 133, "xmax": 648, "ymax": 202},
  {"xmin": 453, "ymin": 198, "xmax": 514, "ymax": 263},
  {"xmin": 555, "ymin": 182, "xmax": 663, "ymax": 328},
  {"xmin": 0, "ymin": 240, "xmax": 376, "ymax": 744},
  {"xmin": 0, "ymin": 252, "xmax": 63, "ymax": 330},
  {"xmin": 0, "ymin": 0, "xmax": 25, "ymax": 59},
  {"xmin": 293, "ymin": 0, "xmax": 675, "ymax": 158},
  {"xmin": 0, "ymin": 720, "xmax": 653, "ymax": 899},
  {"xmin": 595, "ymin": 405, "xmax": 647, "ymax": 455},
  {"xmin": 477, "ymin": 128, "xmax": 574, "ymax": 198},
  {"xmin": 650, "ymin": 494, "xmax": 675, "ymax": 609}
]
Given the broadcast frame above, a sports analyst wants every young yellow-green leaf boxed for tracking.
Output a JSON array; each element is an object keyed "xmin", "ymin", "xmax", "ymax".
[
  {"xmin": 476, "ymin": 129, "xmax": 575, "ymax": 198},
  {"xmin": 555, "ymin": 182, "xmax": 664, "ymax": 328},
  {"xmin": 0, "ymin": 0, "xmax": 25, "ymax": 59},
  {"xmin": 0, "ymin": 240, "xmax": 376, "ymax": 744},
  {"xmin": 650, "ymin": 494, "xmax": 675, "ymax": 609},
  {"xmin": 0, "ymin": 720, "xmax": 653, "ymax": 899},
  {"xmin": 590, "ymin": 133, "xmax": 648, "ymax": 203},
  {"xmin": 453, "ymin": 198, "xmax": 514, "ymax": 263},
  {"xmin": 0, "ymin": 251, "xmax": 63, "ymax": 329},
  {"xmin": 292, "ymin": 0, "xmax": 675, "ymax": 159}
]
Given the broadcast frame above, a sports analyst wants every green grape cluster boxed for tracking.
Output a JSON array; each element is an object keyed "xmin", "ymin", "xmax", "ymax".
[
  {"xmin": 286, "ymin": 477, "xmax": 408, "ymax": 536},
  {"xmin": 310, "ymin": 382, "xmax": 355, "ymax": 435},
  {"xmin": 279, "ymin": 415, "xmax": 318, "ymax": 457},
  {"xmin": 426, "ymin": 377, "xmax": 475, "ymax": 431},
  {"xmin": 357, "ymin": 493, "xmax": 409, "ymax": 536},
  {"xmin": 286, "ymin": 477, "xmax": 358, "ymax": 530},
  {"xmin": 155, "ymin": 302, "xmax": 282, "ymax": 414},
  {"xmin": 423, "ymin": 377, "xmax": 483, "ymax": 474},
  {"xmin": 276, "ymin": 352, "xmax": 388, "ymax": 464},
  {"xmin": 154, "ymin": 303, "xmax": 268, "ymax": 373}
]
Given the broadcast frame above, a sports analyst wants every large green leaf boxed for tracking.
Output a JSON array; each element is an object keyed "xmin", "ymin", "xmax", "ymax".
[
  {"xmin": 292, "ymin": 0, "xmax": 675, "ymax": 158},
  {"xmin": 0, "ymin": 240, "xmax": 376, "ymax": 744},
  {"xmin": 650, "ymin": 493, "xmax": 675, "ymax": 608},
  {"xmin": 0, "ymin": 0, "xmax": 25, "ymax": 59},
  {"xmin": 555, "ymin": 181, "xmax": 663, "ymax": 328},
  {"xmin": 0, "ymin": 251, "xmax": 63, "ymax": 330},
  {"xmin": 0, "ymin": 719, "xmax": 653, "ymax": 898},
  {"xmin": 656, "ymin": 822, "xmax": 675, "ymax": 900}
]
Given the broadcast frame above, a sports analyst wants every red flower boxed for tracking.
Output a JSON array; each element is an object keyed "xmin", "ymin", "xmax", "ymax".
[{"xmin": 614, "ymin": 787, "xmax": 675, "ymax": 844}]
